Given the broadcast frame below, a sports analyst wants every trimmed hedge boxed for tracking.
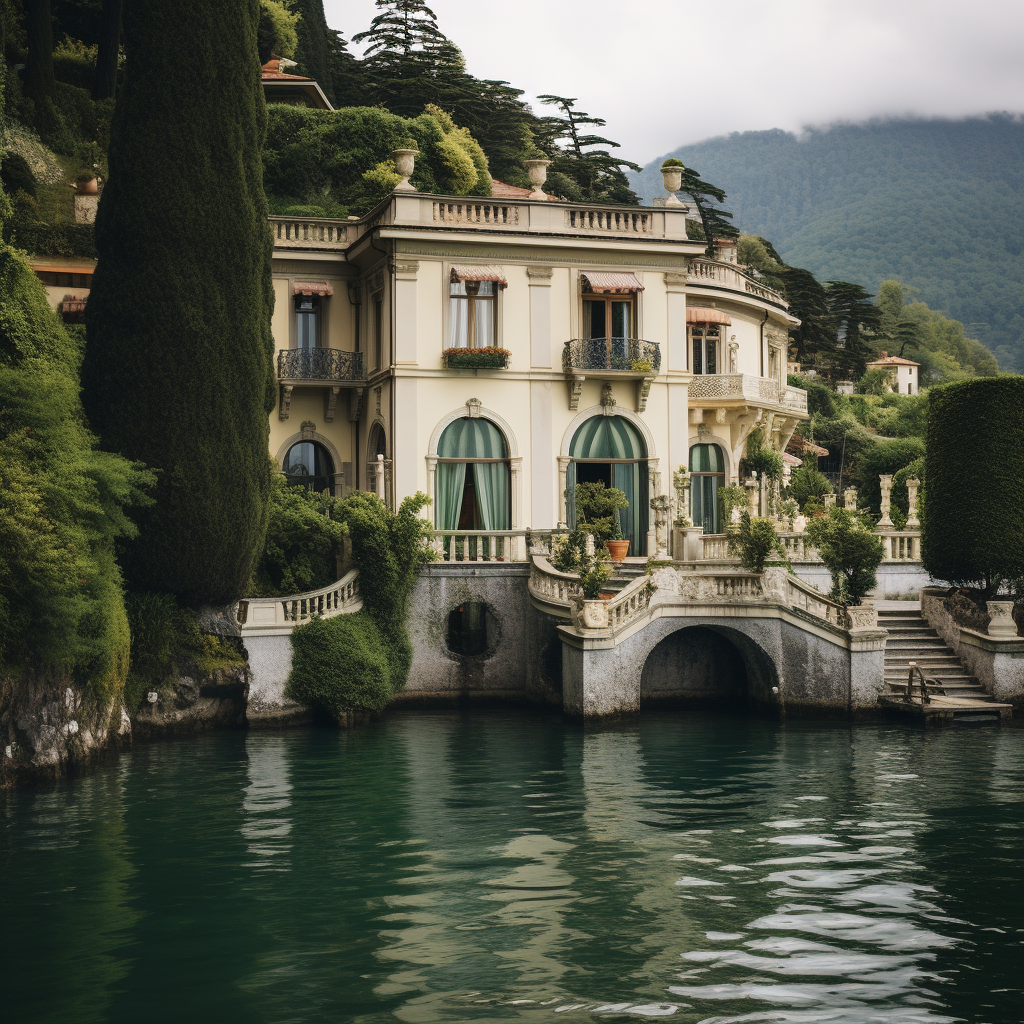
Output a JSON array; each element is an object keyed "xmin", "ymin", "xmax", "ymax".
[
  {"xmin": 81, "ymin": 0, "xmax": 275, "ymax": 606},
  {"xmin": 923, "ymin": 377, "xmax": 1024, "ymax": 594},
  {"xmin": 854, "ymin": 437, "xmax": 926, "ymax": 515}
]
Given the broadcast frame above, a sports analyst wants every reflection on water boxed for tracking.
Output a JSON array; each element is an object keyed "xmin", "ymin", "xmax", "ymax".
[{"xmin": 3, "ymin": 712, "xmax": 1024, "ymax": 1023}]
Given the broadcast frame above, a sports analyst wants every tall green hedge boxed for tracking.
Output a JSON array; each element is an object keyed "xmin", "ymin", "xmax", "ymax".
[
  {"xmin": 81, "ymin": 0, "xmax": 275, "ymax": 606},
  {"xmin": 922, "ymin": 377, "xmax": 1024, "ymax": 594}
]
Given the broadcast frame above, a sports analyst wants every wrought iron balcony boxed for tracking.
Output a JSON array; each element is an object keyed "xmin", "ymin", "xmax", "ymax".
[
  {"xmin": 276, "ymin": 347, "xmax": 364, "ymax": 382},
  {"xmin": 562, "ymin": 338, "xmax": 661, "ymax": 375},
  {"xmin": 562, "ymin": 338, "xmax": 661, "ymax": 412}
]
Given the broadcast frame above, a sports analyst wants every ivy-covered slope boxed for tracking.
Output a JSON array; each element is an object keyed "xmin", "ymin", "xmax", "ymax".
[{"xmin": 631, "ymin": 116, "xmax": 1024, "ymax": 371}]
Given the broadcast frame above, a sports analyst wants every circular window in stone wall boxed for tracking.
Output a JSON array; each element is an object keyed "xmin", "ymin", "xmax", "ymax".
[{"xmin": 447, "ymin": 602, "xmax": 491, "ymax": 657}]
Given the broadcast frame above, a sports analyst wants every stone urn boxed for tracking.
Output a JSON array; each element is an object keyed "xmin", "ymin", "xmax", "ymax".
[
  {"xmin": 525, "ymin": 158, "xmax": 550, "ymax": 198},
  {"xmin": 846, "ymin": 601, "xmax": 878, "ymax": 630},
  {"xmin": 390, "ymin": 148, "xmax": 419, "ymax": 192},
  {"xmin": 606, "ymin": 539, "xmax": 630, "ymax": 563},
  {"xmin": 580, "ymin": 599, "xmax": 610, "ymax": 629},
  {"xmin": 986, "ymin": 601, "xmax": 1018, "ymax": 638},
  {"xmin": 75, "ymin": 175, "xmax": 98, "ymax": 195},
  {"xmin": 660, "ymin": 161, "xmax": 684, "ymax": 205}
]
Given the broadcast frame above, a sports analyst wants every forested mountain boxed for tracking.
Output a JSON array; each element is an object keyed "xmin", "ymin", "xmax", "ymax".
[{"xmin": 632, "ymin": 117, "xmax": 1024, "ymax": 370}]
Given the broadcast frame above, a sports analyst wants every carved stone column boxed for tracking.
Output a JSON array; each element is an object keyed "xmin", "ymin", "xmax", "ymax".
[
  {"xmin": 844, "ymin": 487, "xmax": 858, "ymax": 510},
  {"xmin": 823, "ymin": 493, "xmax": 837, "ymax": 507},
  {"xmin": 557, "ymin": 456, "xmax": 571, "ymax": 528},
  {"xmin": 905, "ymin": 477, "xmax": 921, "ymax": 529},
  {"xmin": 745, "ymin": 475, "xmax": 759, "ymax": 518},
  {"xmin": 877, "ymin": 474, "xmax": 894, "ymax": 528},
  {"xmin": 650, "ymin": 494, "xmax": 672, "ymax": 558}
]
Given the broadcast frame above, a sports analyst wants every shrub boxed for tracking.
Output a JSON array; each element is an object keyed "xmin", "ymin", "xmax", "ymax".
[
  {"xmin": 248, "ymin": 475, "xmax": 348, "ymax": 597},
  {"xmin": 0, "ymin": 153, "xmax": 36, "ymax": 198},
  {"xmin": 859, "ymin": 367, "xmax": 894, "ymax": 395},
  {"xmin": 718, "ymin": 484, "xmax": 747, "ymax": 531},
  {"xmin": 575, "ymin": 481, "xmax": 629, "ymax": 543},
  {"xmin": 81, "ymin": 0, "xmax": 275, "ymax": 607},
  {"xmin": 805, "ymin": 505, "xmax": 884, "ymax": 605},
  {"xmin": 854, "ymin": 437, "xmax": 926, "ymax": 515},
  {"xmin": 788, "ymin": 465, "xmax": 833, "ymax": 511},
  {"xmin": 661, "ymin": 158, "xmax": 684, "ymax": 168},
  {"xmin": 549, "ymin": 529, "xmax": 611, "ymax": 599},
  {"xmin": 729, "ymin": 513, "xmax": 785, "ymax": 574},
  {"xmin": 288, "ymin": 613, "xmax": 394, "ymax": 717},
  {"xmin": 743, "ymin": 428, "xmax": 783, "ymax": 481},
  {"xmin": 923, "ymin": 378, "xmax": 1024, "ymax": 596}
]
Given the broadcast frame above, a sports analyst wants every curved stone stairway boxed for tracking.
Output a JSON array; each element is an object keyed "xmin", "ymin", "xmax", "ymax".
[{"xmin": 879, "ymin": 606, "xmax": 989, "ymax": 700}]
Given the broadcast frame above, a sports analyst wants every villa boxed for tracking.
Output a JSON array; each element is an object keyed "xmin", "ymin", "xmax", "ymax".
[{"xmin": 865, "ymin": 351, "xmax": 920, "ymax": 395}]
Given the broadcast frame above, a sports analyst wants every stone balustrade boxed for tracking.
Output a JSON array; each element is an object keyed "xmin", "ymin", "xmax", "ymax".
[
  {"xmin": 238, "ymin": 569, "xmax": 361, "ymax": 633},
  {"xmin": 604, "ymin": 575, "xmax": 655, "ymax": 631},
  {"xmin": 876, "ymin": 531, "xmax": 921, "ymax": 561},
  {"xmin": 700, "ymin": 533, "xmax": 733, "ymax": 560},
  {"xmin": 785, "ymin": 573, "xmax": 844, "ymax": 627},
  {"xmin": 431, "ymin": 201, "xmax": 520, "ymax": 227},
  {"xmin": 689, "ymin": 373, "xmax": 790, "ymax": 406},
  {"xmin": 528, "ymin": 555, "xmax": 582, "ymax": 606},
  {"xmin": 432, "ymin": 530, "xmax": 528, "ymax": 563},
  {"xmin": 269, "ymin": 216, "xmax": 353, "ymax": 249},
  {"xmin": 564, "ymin": 206, "xmax": 653, "ymax": 235},
  {"xmin": 686, "ymin": 258, "xmax": 787, "ymax": 305}
]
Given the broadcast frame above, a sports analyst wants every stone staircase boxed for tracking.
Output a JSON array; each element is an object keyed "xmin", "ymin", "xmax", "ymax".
[{"xmin": 879, "ymin": 606, "xmax": 989, "ymax": 700}]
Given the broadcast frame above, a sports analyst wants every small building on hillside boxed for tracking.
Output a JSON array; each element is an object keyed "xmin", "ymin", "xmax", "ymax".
[
  {"xmin": 866, "ymin": 351, "xmax": 920, "ymax": 395},
  {"xmin": 260, "ymin": 57, "xmax": 333, "ymax": 110}
]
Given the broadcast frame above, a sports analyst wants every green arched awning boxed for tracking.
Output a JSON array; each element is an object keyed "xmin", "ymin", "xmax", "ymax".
[
  {"xmin": 437, "ymin": 417, "xmax": 508, "ymax": 459},
  {"xmin": 569, "ymin": 415, "xmax": 646, "ymax": 460},
  {"xmin": 689, "ymin": 443, "xmax": 725, "ymax": 473}
]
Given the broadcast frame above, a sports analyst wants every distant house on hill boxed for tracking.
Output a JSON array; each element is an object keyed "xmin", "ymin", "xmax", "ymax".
[
  {"xmin": 261, "ymin": 57, "xmax": 333, "ymax": 110},
  {"xmin": 866, "ymin": 352, "xmax": 920, "ymax": 395}
]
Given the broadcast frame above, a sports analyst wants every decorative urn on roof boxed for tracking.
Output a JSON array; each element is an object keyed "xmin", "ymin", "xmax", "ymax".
[
  {"xmin": 660, "ymin": 159, "xmax": 685, "ymax": 206},
  {"xmin": 524, "ymin": 158, "xmax": 550, "ymax": 199},
  {"xmin": 391, "ymin": 148, "xmax": 419, "ymax": 192}
]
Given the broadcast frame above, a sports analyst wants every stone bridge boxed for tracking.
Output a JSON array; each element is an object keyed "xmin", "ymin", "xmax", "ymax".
[{"xmin": 529, "ymin": 558, "xmax": 887, "ymax": 717}]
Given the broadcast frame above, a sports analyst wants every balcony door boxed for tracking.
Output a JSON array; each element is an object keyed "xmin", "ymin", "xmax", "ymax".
[
  {"xmin": 690, "ymin": 443, "xmax": 725, "ymax": 533},
  {"xmin": 434, "ymin": 418, "xmax": 510, "ymax": 533}
]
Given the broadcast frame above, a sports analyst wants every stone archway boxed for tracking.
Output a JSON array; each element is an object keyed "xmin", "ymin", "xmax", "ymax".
[{"xmin": 640, "ymin": 624, "xmax": 779, "ymax": 710}]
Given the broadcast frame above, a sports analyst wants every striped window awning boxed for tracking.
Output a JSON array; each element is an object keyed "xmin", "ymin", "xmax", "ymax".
[
  {"xmin": 687, "ymin": 307, "xmax": 731, "ymax": 324},
  {"xmin": 450, "ymin": 265, "xmax": 507, "ymax": 288},
  {"xmin": 293, "ymin": 281, "xmax": 334, "ymax": 296},
  {"xmin": 580, "ymin": 271, "xmax": 644, "ymax": 294}
]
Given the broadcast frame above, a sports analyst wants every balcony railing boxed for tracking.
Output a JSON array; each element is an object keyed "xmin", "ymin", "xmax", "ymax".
[
  {"xmin": 687, "ymin": 258, "xmax": 787, "ymax": 306},
  {"xmin": 688, "ymin": 373, "xmax": 807, "ymax": 414},
  {"xmin": 562, "ymin": 338, "xmax": 661, "ymax": 374},
  {"xmin": 276, "ymin": 348, "xmax": 364, "ymax": 382}
]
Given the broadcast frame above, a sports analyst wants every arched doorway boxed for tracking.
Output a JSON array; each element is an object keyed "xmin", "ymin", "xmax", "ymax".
[
  {"xmin": 434, "ymin": 417, "xmax": 511, "ymax": 533},
  {"xmin": 690, "ymin": 443, "xmax": 726, "ymax": 534},
  {"xmin": 640, "ymin": 625, "xmax": 777, "ymax": 710},
  {"xmin": 568, "ymin": 415, "xmax": 648, "ymax": 554},
  {"xmin": 282, "ymin": 440, "xmax": 336, "ymax": 494}
]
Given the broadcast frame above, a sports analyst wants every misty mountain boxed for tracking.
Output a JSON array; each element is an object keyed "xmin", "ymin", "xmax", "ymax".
[{"xmin": 631, "ymin": 115, "xmax": 1023, "ymax": 370}]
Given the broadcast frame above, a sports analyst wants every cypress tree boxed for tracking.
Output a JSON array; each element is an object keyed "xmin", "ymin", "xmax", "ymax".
[
  {"xmin": 292, "ymin": 0, "xmax": 334, "ymax": 103},
  {"xmin": 82, "ymin": 0, "xmax": 275, "ymax": 607}
]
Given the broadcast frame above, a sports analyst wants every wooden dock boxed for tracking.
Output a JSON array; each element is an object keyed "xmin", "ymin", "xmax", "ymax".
[{"xmin": 880, "ymin": 693, "xmax": 1013, "ymax": 724}]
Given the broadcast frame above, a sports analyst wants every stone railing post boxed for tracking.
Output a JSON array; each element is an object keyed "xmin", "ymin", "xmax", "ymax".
[
  {"xmin": 877, "ymin": 474, "xmax": 894, "ymax": 528},
  {"xmin": 823, "ymin": 493, "xmax": 837, "ymax": 507},
  {"xmin": 744, "ymin": 474, "xmax": 759, "ymax": 518},
  {"xmin": 844, "ymin": 487, "xmax": 858, "ymax": 510},
  {"xmin": 986, "ymin": 601, "xmax": 1018, "ymax": 638},
  {"xmin": 906, "ymin": 477, "xmax": 921, "ymax": 529}
]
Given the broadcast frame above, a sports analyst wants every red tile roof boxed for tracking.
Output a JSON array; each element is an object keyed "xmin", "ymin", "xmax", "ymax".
[
  {"xmin": 867, "ymin": 351, "xmax": 920, "ymax": 366},
  {"xmin": 489, "ymin": 178, "xmax": 533, "ymax": 199},
  {"xmin": 261, "ymin": 58, "xmax": 314, "ymax": 82}
]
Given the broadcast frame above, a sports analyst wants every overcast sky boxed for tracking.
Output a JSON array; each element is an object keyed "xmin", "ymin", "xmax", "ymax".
[{"xmin": 323, "ymin": 0, "xmax": 1024, "ymax": 165}]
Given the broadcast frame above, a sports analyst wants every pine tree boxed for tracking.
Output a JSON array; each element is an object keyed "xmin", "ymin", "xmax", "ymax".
[
  {"xmin": 678, "ymin": 166, "xmax": 738, "ymax": 257},
  {"xmin": 81, "ymin": 0, "xmax": 275, "ymax": 607},
  {"xmin": 536, "ymin": 95, "xmax": 640, "ymax": 204},
  {"xmin": 825, "ymin": 281, "xmax": 882, "ymax": 380}
]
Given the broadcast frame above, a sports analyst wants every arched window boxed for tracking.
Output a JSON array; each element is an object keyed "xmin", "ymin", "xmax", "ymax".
[
  {"xmin": 435, "ymin": 418, "xmax": 510, "ymax": 532},
  {"xmin": 283, "ymin": 441, "xmax": 335, "ymax": 495},
  {"xmin": 568, "ymin": 415, "xmax": 648, "ymax": 554},
  {"xmin": 690, "ymin": 444, "xmax": 726, "ymax": 533}
]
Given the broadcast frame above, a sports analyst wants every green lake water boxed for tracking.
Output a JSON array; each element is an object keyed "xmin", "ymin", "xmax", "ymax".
[{"xmin": 3, "ymin": 710, "xmax": 1023, "ymax": 1023}]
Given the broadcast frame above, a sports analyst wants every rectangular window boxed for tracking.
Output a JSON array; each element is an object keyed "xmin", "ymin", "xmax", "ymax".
[
  {"xmin": 448, "ymin": 281, "xmax": 496, "ymax": 348},
  {"xmin": 373, "ymin": 297, "xmax": 383, "ymax": 368},
  {"xmin": 295, "ymin": 296, "xmax": 319, "ymax": 349},
  {"xmin": 584, "ymin": 297, "xmax": 633, "ymax": 340},
  {"xmin": 689, "ymin": 325, "xmax": 720, "ymax": 374}
]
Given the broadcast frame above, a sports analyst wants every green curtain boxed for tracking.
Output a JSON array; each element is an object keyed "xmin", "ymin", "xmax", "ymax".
[
  {"xmin": 612, "ymin": 461, "xmax": 644, "ymax": 550},
  {"xmin": 689, "ymin": 444, "xmax": 724, "ymax": 533},
  {"xmin": 435, "ymin": 418, "xmax": 509, "ymax": 532},
  {"xmin": 435, "ymin": 461, "xmax": 467, "ymax": 530},
  {"xmin": 474, "ymin": 462, "xmax": 509, "ymax": 530}
]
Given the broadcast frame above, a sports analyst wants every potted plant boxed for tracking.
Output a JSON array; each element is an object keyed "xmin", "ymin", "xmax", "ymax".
[
  {"xmin": 660, "ymin": 158, "xmax": 685, "ymax": 205},
  {"xmin": 575, "ymin": 481, "xmax": 630, "ymax": 561},
  {"xmin": 442, "ymin": 346, "xmax": 511, "ymax": 369}
]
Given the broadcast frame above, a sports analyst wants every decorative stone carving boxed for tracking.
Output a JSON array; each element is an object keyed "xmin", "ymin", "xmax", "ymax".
[
  {"xmin": 650, "ymin": 494, "xmax": 672, "ymax": 558},
  {"xmin": 729, "ymin": 337, "xmax": 739, "ymax": 373},
  {"xmin": 375, "ymin": 387, "xmax": 382, "ymax": 415},
  {"xmin": 762, "ymin": 566, "xmax": 789, "ymax": 604},
  {"xmin": 846, "ymin": 602, "xmax": 878, "ymax": 630},
  {"xmin": 391, "ymin": 148, "xmax": 418, "ymax": 191},
  {"xmin": 986, "ymin": 601, "xmax": 1018, "ymax": 638},
  {"xmin": 690, "ymin": 407, "xmax": 703, "ymax": 424},
  {"xmin": 696, "ymin": 422, "xmax": 710, "ymax": 441},
  {"xmin": 465, "ymin": 397, "xmax": 482, "ymax": 417},
  {"xmin": 877, "ymin": 474, "xmax": 894, "ymax": 528},
  {"xmin": 715, "ymin": 407, "xmax": 727, "ymax": 424},
  {"xmin": 906, "ymin": 477, "xmax": 921, "ymax": 529},
  {"xmin": 660, "ymin": 161, "xmax": 684, "ymax": 206},
  {"xmin": 744, "ymin": 475, "xmax": 759, "ymax": 517},
  {"xmin": 325, "ymin": 386, "xmax": 341, "ymax": 422},
  {"xmin": 278, "ymin": 383, "xmax": 293, "ymax": 421},
  {"xmin": 823, "ymin": 493, "xmax": 837, "ymax": 507},
  {"xmin": 300, "ymin": 420, "xmax": 317, "ymax": 440},
  {"xmin": 348, "ymin": 388, "xmax": 364, "ymax": 422},
  {"xmin": 636, "ymin": 379, "xmax": 652, "ymax": 413},
  {"xmin": 844, "ymin": 487, "xmax": 858, "ymax": 510},
  {"xmin": 568, "ymin": 374, "xmax": 585, "ymax": 411},
  {"xmin": 600, "ymin": 382, "xmax": 616, "ymax": 411},
  {"xmin": 580, "ymin": 599, "xmax": 609, "ymax": 630}
]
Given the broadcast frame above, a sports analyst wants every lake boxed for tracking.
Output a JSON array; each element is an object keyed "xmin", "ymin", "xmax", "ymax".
[{"xmin": 3, "ymin": 710, "xmax": 1022, "ymax": 1023}]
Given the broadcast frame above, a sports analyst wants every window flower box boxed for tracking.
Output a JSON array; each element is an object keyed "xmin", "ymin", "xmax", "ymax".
[{"xmin": 442, "ymin": 346, "xmax": 511, "ymax": 369}]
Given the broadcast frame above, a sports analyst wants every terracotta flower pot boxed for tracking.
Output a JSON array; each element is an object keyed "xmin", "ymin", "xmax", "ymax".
[
  {"xmin": 76, "ymin": 177, "xmax": 98, "ymax": 195},
  {"xmin": 606, "ymin": 539, "xmax": 630, "ymax": 563}
]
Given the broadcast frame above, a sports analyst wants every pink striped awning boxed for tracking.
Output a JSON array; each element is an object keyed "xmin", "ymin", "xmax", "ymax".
[
  {"xmin": 580, "ymin": 271, "xmax": 644, "ymax": 294},
  {"xmin": 450, "ymin": 265, "xmax": 507, "ymax": 287},
  {"xmin": 293, "ymin": 281, "xmax": 334, "ymax": 296},
  {"xmin": 686, "ymin": 306, "xmax": 732, "ymax": 325}
]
